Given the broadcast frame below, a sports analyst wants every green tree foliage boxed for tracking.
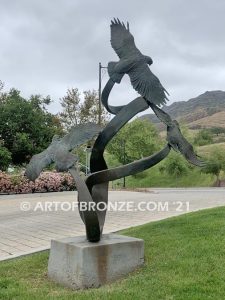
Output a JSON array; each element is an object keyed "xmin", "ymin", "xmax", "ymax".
[
  {"xmin": 0, "ymin": 146, "xmax": 12, "ymax": 171},
  {"xmin": 202, "ymin": 147, "xmax": 225, "ymax": 182},
  {"xmin": 0, "ymin": 80, "xmax": 7, "ymax": 104},
  {"xmin": 0, "ymin": 88, "xmax": 62, "ymax": 164},
  {"xmin": 80, "ymin": 90, "xmax": 109, "ymax": 125},
  {"xmin": 210, "ymin": 127, "xmax": 225, "ymax": 136},
  {"xmin": 0, "ymin": 80, "xmax": 3, "ymax": 95},
  {"xmin": 59, "ymin": 88, "xmax": 110, "ymax": 172},
  {"xmin": 59, "ymin": 88, "xmax": 109, "ymax": 131},
  {"xmin": 194, "ymin": 129, "xmax": 213, "ymax": 146},
  {"xmin": 59, "ymin": 88, "xmax": 81, "ymax": 130},
  {"xmin": 162, "ymin": 152, "xmax": 189, "ymax": 177},
  {"xmin": 107, "ymin": 119, "xmax": 160, "ymax": 165}
]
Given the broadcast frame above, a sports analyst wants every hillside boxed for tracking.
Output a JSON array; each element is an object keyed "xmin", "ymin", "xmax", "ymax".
[
  {"xmin": 142, "ymin": 90, "xmax": 225, "ymax": 130},
  {"xmin": 189, "ymin": 111, "xmax": 225, "ymax": 129},
  {"xmin": 197, "ymin": 142, "xmax": 225, "ymax": 156}
]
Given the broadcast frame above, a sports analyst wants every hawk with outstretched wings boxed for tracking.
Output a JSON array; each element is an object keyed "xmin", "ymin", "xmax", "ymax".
[
  {"xmin": 108, "ymin": 18, "xmax": 169, "ymax": 106},
  {"xmin": 149, "ymin": 102, "xmax": 205, "ymax": 167},
  {"xmin": 25, "ymin": 123, "xmax": 102, "ymax": 181}
]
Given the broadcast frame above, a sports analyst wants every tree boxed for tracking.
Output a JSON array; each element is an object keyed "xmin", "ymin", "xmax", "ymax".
[
  {"xmin": 163, "ymin": 152, "xmax": 189, "ymax": 177},
  {"xmin": 0, "ymin": 88, "xmax": 62, "ymax": 164},
  {"xmin": 0, "ymin": 146, "xmax": 12, "ymax": 171},
  {"xmin": 80, "ymin": 90, "xmax": 109, "ymax": 125},
  {"xmin": 0, "ymin": 80, "xmax": 7, "ymax": 104},
  {"xmin": 210, "ymin": 127, "xmax": 225, "ymax": 136},
  {"xmin": 59, "ymin": 88, "xmax": 109, "ymax": 131},
  {"xmin": 59, "ymin": 88, "xmax": 81, "ymax": 130},
  {"xmin": 201, "ymin": 147, "xmax": 225, "ymax": 185},
  {"xmin": 107, "ymin": 118, "xmax": 161, "ymax": 165},
  {"xmin": 59, "ymin": 88, "xmax": 110, "ymax": 173},
  {"xmin": 0, "ymin": 80, "xmax": 3, "ymax": 93},
  {"xmin": 194, "ymin": 129, "xmax": 213, "ymax": 146}
]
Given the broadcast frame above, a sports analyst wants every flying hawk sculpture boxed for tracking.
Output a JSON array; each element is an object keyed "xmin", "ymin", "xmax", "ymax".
[
  {"xmin": 25, "ymin": 123, "xmax": 102, "ymax": 181},
  {"xmin": 149, "ymin": 103, "xmax": 204, "ymax": 167},
  {"xmin": 108, "ymin": 18, "xmax": 169, "ymax": 106}
]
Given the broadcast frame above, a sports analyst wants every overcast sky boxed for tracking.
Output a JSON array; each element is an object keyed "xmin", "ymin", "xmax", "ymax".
[{"xmin": 1, "ymin": 0, "xmax": 225, "ymax": 114}]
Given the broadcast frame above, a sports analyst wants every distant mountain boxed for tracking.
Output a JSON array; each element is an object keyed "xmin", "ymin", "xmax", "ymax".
[{"xmin": 141, "ymin": 91, "xmax": 225, "ymax": 130}]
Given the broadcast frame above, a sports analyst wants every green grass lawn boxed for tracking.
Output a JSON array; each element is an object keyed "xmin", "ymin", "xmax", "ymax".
[{"xmin": 1, "ymin": 207, "xmax": 225, "ymax": 299}]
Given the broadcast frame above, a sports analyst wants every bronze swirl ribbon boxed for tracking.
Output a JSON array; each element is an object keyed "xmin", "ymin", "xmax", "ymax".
[{"xmin": 73, "ymin": 79, "xmax": 171, "ymax": 242}]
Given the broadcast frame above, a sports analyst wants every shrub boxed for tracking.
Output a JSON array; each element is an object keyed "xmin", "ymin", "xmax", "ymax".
[
  {"xmin": 201, "ymin": 147, "xmax": 225, "ymax": 183},
  {"xmin": 162, "ymin": 152, "xmax": 189, "ymax": 177},
  {"xmin": 0, "ymin": 171, "xmax": 76, "ymax": 194},
  {"xmin": 194, "ymin": 129, "xmax": 213, "ymax": 146},
  {"xmin": 0, "ymin": 146, "xmax": 12, "ymax": 171}
]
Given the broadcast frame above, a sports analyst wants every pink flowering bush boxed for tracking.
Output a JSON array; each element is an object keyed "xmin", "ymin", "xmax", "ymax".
[{"xmin": 0, "ymin": 171, "xmax": 76, "ymax": 194}]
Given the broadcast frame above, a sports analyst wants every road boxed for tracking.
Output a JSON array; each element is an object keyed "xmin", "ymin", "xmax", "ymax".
[{"xmin": 0, "ymin": 188, "xmax": 225, "ymax": 261}]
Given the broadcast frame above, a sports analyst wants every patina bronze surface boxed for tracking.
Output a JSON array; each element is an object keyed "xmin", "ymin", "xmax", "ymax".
[{"xmin": 26, "ymin": 19, "xmax": 202, "ymax": 243}]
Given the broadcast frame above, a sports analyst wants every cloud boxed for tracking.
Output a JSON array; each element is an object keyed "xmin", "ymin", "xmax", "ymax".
[{"xmin": 0, "ymin": 0, "xmax": 225, "ymax": 114}]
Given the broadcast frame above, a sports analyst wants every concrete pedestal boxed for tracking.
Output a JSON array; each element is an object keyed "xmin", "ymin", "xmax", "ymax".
[{"xmin": 48, "ymin": 234, "xmax": 144, "ymax": 289}]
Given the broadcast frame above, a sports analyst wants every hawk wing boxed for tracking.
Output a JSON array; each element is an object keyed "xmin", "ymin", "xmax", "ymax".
[
  {"xmin": 148, "ymin": 102, "xmax": 173, "ymax": 126},
  {"xmin": 177, "ymin": 137, "xmax": 205, "ymax": 167},
  {"xmin": 128, "ymin": 63, "xmax": 169, "ymax": 106},
  {"xmin": 61, "ymin": 123, "xmax": 102, "ymax": 151},
  {"xmin": 167, "ymin": 123, "xmax": 205, "ymax": 167},
  {"xmin": 25, "ymin": 149, "xmax": 53, "ymax": 181},
  {"xmin": 110, "ymin": 18, "xmax": 140, "ymax": 59}
]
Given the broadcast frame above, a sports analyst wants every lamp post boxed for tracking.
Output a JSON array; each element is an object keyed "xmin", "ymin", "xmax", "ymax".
[
  {"xmin": 98, "ymin": 62, "xmax": 107, "ymax": 125},
  {"xmin": 121, "ymin": 139, "xmax": 126, "ymax": 188}
]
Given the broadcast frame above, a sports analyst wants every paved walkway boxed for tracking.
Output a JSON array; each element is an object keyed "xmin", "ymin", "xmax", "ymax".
[{"xmin": 0, "ymin": 188, "xmax": 225, "ymax": 261}]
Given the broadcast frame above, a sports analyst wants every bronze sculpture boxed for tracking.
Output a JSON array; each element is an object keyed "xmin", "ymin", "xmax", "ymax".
[
  {"xmin": 108, "ymin": 18, "xmax": 169, "ymax": 106},
  {"xmin": 26, "ymin": 19, "xmax": 203, "ymax": 243},
  {"xmin": 25, "ymin": 123, "xmax": 102, "ymax": 181}
]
